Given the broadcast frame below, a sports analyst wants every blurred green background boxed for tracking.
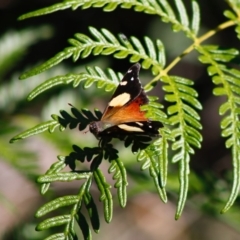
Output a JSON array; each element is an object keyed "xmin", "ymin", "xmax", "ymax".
[{"xmin": 1, "ymin": 0, "xmax": 240, "ymax": 239}]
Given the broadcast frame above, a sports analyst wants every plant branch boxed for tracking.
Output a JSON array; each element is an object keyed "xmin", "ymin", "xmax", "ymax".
[{"xmin": 145, "ymin": 20, "xmax": 235, "ymax": 90}]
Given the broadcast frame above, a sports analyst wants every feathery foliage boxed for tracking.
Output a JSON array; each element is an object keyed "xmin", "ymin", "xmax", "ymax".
[
  {"xmin": 9, "ymin": 0, "xmax": 240, "ymax": 239},
  {"xmin": 197, "ymin": 44, "xmax": 240, "ymax": 213}
]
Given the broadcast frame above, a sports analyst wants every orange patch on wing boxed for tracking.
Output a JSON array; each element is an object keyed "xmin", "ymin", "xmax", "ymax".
[{"xmin": 103, "ymin": 95, "xmax": 148, "ymax": 124}]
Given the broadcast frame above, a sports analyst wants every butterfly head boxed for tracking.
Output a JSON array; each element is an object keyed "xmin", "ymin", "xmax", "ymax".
[{"xmin": 89, "ymin": 121, "xmax": 113, "ymax": 139}]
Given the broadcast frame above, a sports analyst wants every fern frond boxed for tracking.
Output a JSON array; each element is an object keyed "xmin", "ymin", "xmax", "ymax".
[
  {"xmin": 9, "ymin": 118, "xmax": 62, "ymax": 143},
  {"xmin": 20, "ymin": 27, "xmax": 164, "ymax": 79},
  {"xmin": 36, "ymin": 196, "xmax": 80, "ymax": 217},
  {"xmin": 137, "ymin": 138, "xmax": 168, "ymax": 203},
  {"xmin": 37, "ymin": 172, "xmax": 91, "ymax": 183},
  {"xmin": 109, "ymin": 158, "xmax": 128, "ymax": 207},
  {"xmin": 40, "ymin": 159, "xmax": 67, "ymax": 194},
  {"xmin": 160, "ymin": 74, "xmax": 202, "ymax": 219},
  {"xmin": 10, "ymin": 108, "xmax": 100, "ymax": 143},
  {"xmin": 18, "ymin": 0, "xmax": 200, "ymax": 37},
  {"xmin": 197, "ymin": 44, "xmax": 240, "ymax": 213},
  {"xmin": 93, "ymin": 169, "xmax": 113, "ymax": 223},
  {"xmin": 27, "ymin": 66, "xmax": 122, "ymax": 100},
  {"xmin": 36, "ymin": 178, "xmax": 92, "ymax": 240}
]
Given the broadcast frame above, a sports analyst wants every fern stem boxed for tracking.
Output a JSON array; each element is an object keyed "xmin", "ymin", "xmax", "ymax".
[
  {"xmin": 197, "ymin": 20, "xmax": 235, "ymax": 43},
  {"xmin": 167, "ymin": 20, "xmax": 234, "ymax": 73},
  {"xmin": 64, "ymin": 177, "xmax": 91, "ymax": 238},
  {"xmin": 147, "ymin": 20, "xmax": 235, "ymax": 89}
]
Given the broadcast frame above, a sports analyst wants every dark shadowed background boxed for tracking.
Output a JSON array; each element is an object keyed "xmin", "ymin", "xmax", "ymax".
[{"xmin": 1, "ymin": 0, "xmax": 240, "ymax": 239}]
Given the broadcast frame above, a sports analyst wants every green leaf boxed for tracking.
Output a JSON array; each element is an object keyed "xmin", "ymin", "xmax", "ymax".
[
  {"xmin": 172, "ymin": 139, "xmax": 183, "ymax": 151},
  {"xmin": 77, "ymin": 212, "xmax": 92, "ymax": 240},
  {"xmin": 213, "ymin": 87, "xmax": 227, "ymax": 96},
  {"xmin": 93, "ymin": 169, "xmax": 113, "ymax": 223},
  {"xmin": 207, "ymin": 65, "xmax": 219, "ymax": 76},
  {"xmin": 221, "ymin": 116, "xmax": 232, "ymax": 129},
  {"xmin": 27, "ymin": 74, "xmax": 78, "ymax": 100},
  {"xmin": 221, "ymin": 145, "xmax": 240, "ymax": 213},
  {"xmin": 144, "ymin": 36, "xmax": 156, "ymax": 60},
  {"xmin": 219, "ymin": 102, "xmax": 230, "ymax": 115},
  {"xmin": 225, "ymin": 137, "xmax": 233, "ymax": 148},
  {"xmin": 182, "ymin": 104, "xmax": 200, "ymax": 120},
  {"xmin": 20, "ymin": 51, "xmax": 73, "ymax": 79},
  {"xmin": 36, "ymin": 196, "xmax": 79, "ymax": 217},
  {"xmin": 167, "ymin": 104, "xmax": 178, "ymax": 115},
  {"xmin": 157, "ymin": 133, "xmax": 169, "ymax": 188},
  {"xmin": 179, "ymin": 92, "xmax": 202, "ymax": 110},
  {"xmin": 130, "ymin": 36, "xmax": 146, "ymax": 55},
  {"xmin": 36, "ymin": 215, "xmax": 71, "ymax": 231},
  {"xmin": 40, "ymin": 160, "xmax": 66, "ymax": 194},
  {"xmin": 89, "ymin": 26, "xmax": 107, "ymax": 43},
  {"xmin": 176, "ymin": 83, "xmax": 198, "ymax": 97},
  {"xmin": 160, "ymin": 0, "xmax": 175, "ymax": 19},
  {"xmin": 103, "ymin": 2, "xmax": 118, "ymax": 11},
  {"xmin": 174, "ymin": 0, "xmax": 189, "ymax": 27},
  {"xmin": 165, "ymin": 94, "xmax": 176, "ymax": 102},
  {"xmin": 156, "ymin": 39, "xmax": 166, "ymax": 67},
  {"xmin": 101, "ymin": 28, "xmax": 119, "ymax": 45},
  {"xmin": 224, "ymin": 10, "xmax": 237, "ymax": 20},
  {"xmin": 84, "ymin": 78, "xmax": 95, "ymax": 88},
  {"xmin": 75, "ymin": 33, "xmax": 93, "ymax": 43},
  {"xmin": 175, "ymin": 153, "xmax": 190, "ymax": 219},
  {"xmin": 230, "ymin": 84, "xmax": 240, "ymax": 95},
  {"xmin": 172, "ymin": 76, "xmax": 193, "ymax": 85},
  {"xmin": 114, "ymin": 50, "xmax": 129, "ymax": 58},
  {"xmin": 18, "ymin": 2, "xmax": 72, "ymax": 20},
  {"xmin": 109, "ymin": 159, "xmax": 128, "ymax": 207},
  {"xmin": 137, "ymin": 139, "xmax": 168, "ymax": 202},
  {"xmin": 83, "ymin": 192, "xmax": 100, "ymax": 232},
  {"xmin": 10, "ymin": 120, "xmax": 60, "ymax": 143},
  {"xmin": 191, "ymin": 0, "xmax": 200, "ymax": 35},
  {"xmin": 37, "ymin": 172, "xmax": 91, "ymax": 183},
  {"xmin": 225, "ymin": 75, "xmax": 240, "ymax": 86},
  {"xmin": 43, "ymin": 233, "xmax": 65, "ymax": 240},
  {"xmin": 184, "ymin": 114, "xmax": 202, "ymax": 130},
  {"xmin": 185, "ymin": 125, "xmax": 202, "ymax": 141}
]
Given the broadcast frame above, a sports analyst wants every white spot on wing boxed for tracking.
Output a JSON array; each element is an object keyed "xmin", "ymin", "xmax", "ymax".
[
  {"xmin": 109, "ymin": 93, "xmax": 131, "ymax": 107},
  {"xmin": 149, "ymin": 125, "xmax": 152, "ymax": 128},
  {"xmin": 120, "ymin": 81, "xmax": 127, "ymax": 86},
  {"xmin": 118, "ymin": 124, "xmax": 144, "ymax": 132},
  {"xmin": 136, "ymin": 122, "xmax": 143, "ymax": 126},
  {"xmin": 128, "ymin": 69, "xmax": 132, "ymax": 73},
  {"xmin": 131, "ymin": 77, "xmax": 134, "ymax": 81}
]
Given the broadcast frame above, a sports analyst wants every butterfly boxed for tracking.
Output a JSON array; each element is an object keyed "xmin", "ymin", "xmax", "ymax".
[{"xmin": 89, "ymin": 63, "xmax": 163, "ymax": 140}]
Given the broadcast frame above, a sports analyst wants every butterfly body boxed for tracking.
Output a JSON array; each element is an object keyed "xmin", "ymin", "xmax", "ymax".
[{"xmin": 89, "ymin": 63, "xmax": 162, "ymax": 139}]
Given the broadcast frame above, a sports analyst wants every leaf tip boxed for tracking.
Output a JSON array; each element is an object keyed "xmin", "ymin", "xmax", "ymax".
[
  {"xmin": 9, "ymin": 137, "xmax": 19, "ymax": 143},
  {"xmin": 174, "ymin": 213, "xmax": 180, "ymax": 220}
]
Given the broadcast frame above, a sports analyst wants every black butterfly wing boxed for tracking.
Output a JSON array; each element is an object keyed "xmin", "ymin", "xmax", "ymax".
[
  {"xmin": 101, "ymin": 63, "xmax": 147, "ymax": 121},
  {"xmin": 98, "ymin": 121, "xmax": 163, "ymax": 138}
]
